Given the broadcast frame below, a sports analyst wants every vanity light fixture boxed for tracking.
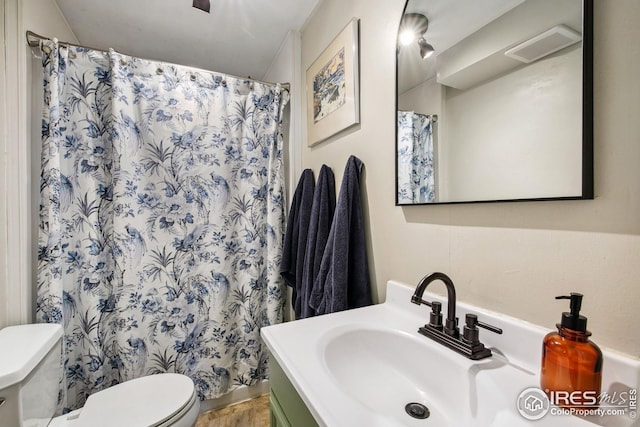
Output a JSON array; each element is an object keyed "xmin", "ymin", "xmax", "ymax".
[
  {"xmin": 399, "ymin": 13, "xmax": 434, "ymax": 60},
  {"xmin": 418, "ymin": 37, "xmax": 435, "ymax": 59}
]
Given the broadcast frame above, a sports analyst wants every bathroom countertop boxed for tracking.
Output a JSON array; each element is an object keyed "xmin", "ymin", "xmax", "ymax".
[{"xmin": 261, "ymin": 280, "xmax": 640, "ymax": 427}]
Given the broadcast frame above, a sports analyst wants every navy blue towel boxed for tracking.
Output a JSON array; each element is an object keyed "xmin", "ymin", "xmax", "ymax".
[
  {"xmin": 309, "ymin": 156, "xmax": 371, "ymax": 315},
  {"xmin": 299, "ymin": 165, "xmax": 336, "ymax": 318},
  {"xmin": 280, "ymin": 169, "xmax": 315, "ymax": 318}
]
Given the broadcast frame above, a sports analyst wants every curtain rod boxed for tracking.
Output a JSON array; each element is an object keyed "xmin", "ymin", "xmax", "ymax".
[
  {"xmin": 26, "ymin": 30, "xmax": 290, "ymax": 90},
  {"xmin": 398, "ymin": 111, "xmax": 438, "ymax": 123}
]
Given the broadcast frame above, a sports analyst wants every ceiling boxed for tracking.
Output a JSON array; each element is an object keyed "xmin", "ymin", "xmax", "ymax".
[
  {"xmin": 54, "ymin": 0, "xmax": 320, "ymax": 80},
  {"xmin": 398, "ymin": 0, "xmax": 583, "ymax": 94},
  {"xmin": 398, "ymin": 0, "xmax": 525, "ymax": 93},
  {"xmin": 403, "ymin": 0, "xmax": 525, "ymax": 55}
]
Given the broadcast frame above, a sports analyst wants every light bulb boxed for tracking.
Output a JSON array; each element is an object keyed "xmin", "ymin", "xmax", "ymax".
[{"xmin": 399, "ymin": 29, "xmax": 416, "ymax": 46}]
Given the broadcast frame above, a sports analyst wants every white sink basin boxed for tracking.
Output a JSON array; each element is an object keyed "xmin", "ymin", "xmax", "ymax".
[
  {"xmin": 321, "ymin": 326, "xmax": 549, "ymax": 427},
  {"xmin": 261, "ymin": 280, "xmax": 640, "ymax": 427},
  {"xmin": 323, "ymin": 327, "xmax": 461, "ymax": 426}
]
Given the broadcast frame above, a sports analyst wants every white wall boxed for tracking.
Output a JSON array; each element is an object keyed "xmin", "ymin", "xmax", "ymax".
[
  {"xmin": 301, "ymin": 0, "xmax": 640, "ymax": 357},
  {"xmin": 0, "ymin": 0, "xmax": 78, "ymax": 329},
  {"xmin": 0, "ymin": 0, "xmax": 8, "ymax": 331},
  {"xmin": 398, "ymin": 77, "xmax": 443, "ymax": 113},
  {"xmin": 444, "ymin": 45, "xmax": 582, "ymax": 201}
]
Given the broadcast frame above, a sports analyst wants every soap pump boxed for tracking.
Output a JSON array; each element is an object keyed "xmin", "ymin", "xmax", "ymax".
[{"xmin": 540, "ymin": 293, "xmax": 603, "ymax": 408}]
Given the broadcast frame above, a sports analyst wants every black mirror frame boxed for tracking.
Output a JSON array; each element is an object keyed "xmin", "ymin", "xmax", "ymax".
[{"xmin": 394, "ymin": 0, "xmax": 593, "ymax": 206}]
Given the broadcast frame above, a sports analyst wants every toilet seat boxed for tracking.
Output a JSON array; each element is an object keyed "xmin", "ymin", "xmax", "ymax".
[{"xmin": 52, "ymin": 373, "xmax": 198, "ymax": 427}]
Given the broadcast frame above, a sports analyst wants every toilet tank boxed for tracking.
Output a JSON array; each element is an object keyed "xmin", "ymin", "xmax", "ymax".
[{"xmin": 0, "ymin": 324, "xmax": 63, "ymax": 427}]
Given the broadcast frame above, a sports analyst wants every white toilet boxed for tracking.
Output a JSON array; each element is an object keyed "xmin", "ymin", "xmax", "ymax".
[{"xmin": 0, "ymin": 323, "xmax": 200, "ymax": 427}]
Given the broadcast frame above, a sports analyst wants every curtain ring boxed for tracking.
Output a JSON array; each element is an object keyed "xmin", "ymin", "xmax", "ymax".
[
  {"xmin": 119, "ymin": 58, "xmax": 127, "ymax": 66},
  {"xmin": 221, "ymin": 80, "xmax": 227, "ymax": 87},
  {"xmin": 156, "ymin": 67, "xmax": 164, "ymax": 75},
  {"xmin": 190, "ymin": 74, "xmax": 197, "ymax": 81}
]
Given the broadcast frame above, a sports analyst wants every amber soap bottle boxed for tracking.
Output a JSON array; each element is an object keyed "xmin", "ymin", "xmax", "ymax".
[{"xmin": 540, "ymin": 293, "xmax": 603, "ymax": 409}]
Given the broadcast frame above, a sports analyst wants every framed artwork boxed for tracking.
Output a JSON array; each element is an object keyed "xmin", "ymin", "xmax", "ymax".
[{"xmin": 306, "ymin": 18, "xmax": 360, "ymax": 146}]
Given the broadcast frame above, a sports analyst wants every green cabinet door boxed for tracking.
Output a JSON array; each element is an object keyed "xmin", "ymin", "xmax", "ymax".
[{"xmin": 268, "ymin": 352, "xmax": 320, "ymax": 427}]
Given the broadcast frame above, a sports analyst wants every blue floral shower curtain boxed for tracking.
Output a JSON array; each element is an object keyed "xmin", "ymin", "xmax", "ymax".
[
  {"xmin": 36, "ymin": 41, "xmax": 288, "ymax": 411},
  {"xmin": 397, "ymin": 111, "xmax": 435, "ymax": 203}
]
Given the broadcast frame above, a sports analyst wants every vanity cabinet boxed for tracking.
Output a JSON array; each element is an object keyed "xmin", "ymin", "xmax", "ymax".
[{"xmin": 268, "ymin": 353, "xmax": 319, "ymax": 427}]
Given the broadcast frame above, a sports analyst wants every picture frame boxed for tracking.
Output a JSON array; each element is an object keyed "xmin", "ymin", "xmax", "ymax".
[{"xmin": 306, "ymin": 18, "xmax": 360, "ymax": 146}]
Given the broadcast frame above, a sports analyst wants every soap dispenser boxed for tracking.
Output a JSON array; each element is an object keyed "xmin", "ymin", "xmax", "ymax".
[{"xmin": 540, "ymin": 293, "xmax": 603, "ymax": 408}]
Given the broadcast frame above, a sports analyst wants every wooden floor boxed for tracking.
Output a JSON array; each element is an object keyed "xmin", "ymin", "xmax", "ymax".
[{"xmin": 196, "ymin": 394, "xmax": 270, "ymax": 427}]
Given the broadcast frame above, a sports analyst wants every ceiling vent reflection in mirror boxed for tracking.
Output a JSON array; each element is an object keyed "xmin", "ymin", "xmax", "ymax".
[{"xmin": 504, "ymin": 25, "xmax": 581, "ymax": 64}]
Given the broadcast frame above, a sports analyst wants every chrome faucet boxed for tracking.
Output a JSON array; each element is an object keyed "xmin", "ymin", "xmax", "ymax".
[{"xmin": 411, "ymin": 272, "xmax": 502, "ymax": 360}]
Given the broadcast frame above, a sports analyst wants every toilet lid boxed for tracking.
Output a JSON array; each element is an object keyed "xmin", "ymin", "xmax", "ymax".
[{"xmin": 78, "ymin": 373, "xmax": 196, "ymax": 427}]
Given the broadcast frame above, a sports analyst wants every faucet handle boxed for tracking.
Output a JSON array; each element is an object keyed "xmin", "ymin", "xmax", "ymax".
[
  {"xmin": 429, "ymin": 302, "xmax": 443, "ymax": 331},
  {"xmin": 464, "ymin": 313, "xmax": 503, "ymax": 334},
  {"xmin": 477, "ymin": 319, "xmax": 503, "ymax": 335},
  {"xmin": 462, "ymin": 314, "xmax": 480, "ymax": 345},
  {"xmin": 462, "ymin": 314, "xmax": 503, "ymax": 345}
]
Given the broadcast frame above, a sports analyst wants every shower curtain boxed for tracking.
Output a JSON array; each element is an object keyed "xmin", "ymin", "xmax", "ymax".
[
  {"xmin": 36, "ymin": 40, "xmax": 289, "ymax": 411},
  {"xmin": 397, "ymin": 111, "xmax": 435, "ymax": 203}
]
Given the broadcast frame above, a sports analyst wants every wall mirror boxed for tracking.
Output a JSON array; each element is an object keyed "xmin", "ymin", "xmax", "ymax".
[{"xmin": 395, "ymin": 0, "xmax": 593, "ymax": 205}]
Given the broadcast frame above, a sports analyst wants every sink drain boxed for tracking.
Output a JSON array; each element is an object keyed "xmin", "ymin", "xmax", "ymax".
[{"xmin": 405, "ymin": 402, "xmax": 430, "ymax": 419}]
